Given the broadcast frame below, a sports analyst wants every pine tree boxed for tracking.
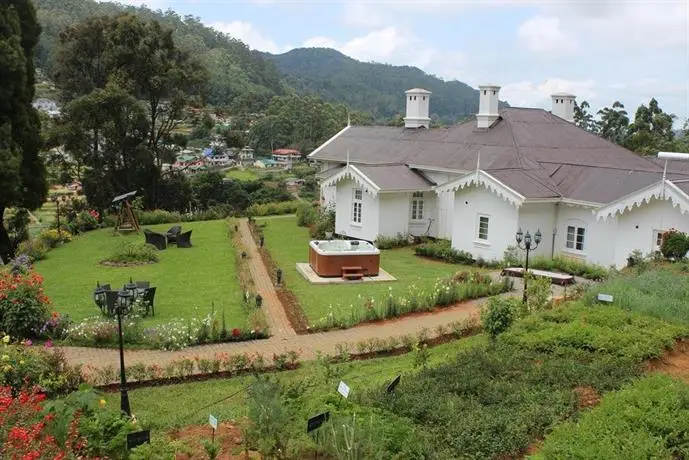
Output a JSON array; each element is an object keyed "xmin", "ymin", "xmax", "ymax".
[{"xmin": 0, "ymin": 0, "xmax": 47, "ymax": 261}]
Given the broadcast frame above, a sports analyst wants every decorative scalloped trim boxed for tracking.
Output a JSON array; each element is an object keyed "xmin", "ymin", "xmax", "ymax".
[
  {"xmin": 321, "ymin": 167, "xmax": 379, "ymax": 197},
  {"xmin": 436, "ymin": 171, "xmax": 524, "ymax": 208},
  {"xmin": 596, "ymin": 181, "xmax": 689, "ymax": 221}
]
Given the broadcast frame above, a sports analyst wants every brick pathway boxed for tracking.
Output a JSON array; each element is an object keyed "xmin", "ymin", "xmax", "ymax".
[
  {"xmin": 238, "ymin": 219, "xmax": 295, "ymax": 338},
  {"xmin": 58, "ymin": 219, "xmax": 572, "ymax": 372}
]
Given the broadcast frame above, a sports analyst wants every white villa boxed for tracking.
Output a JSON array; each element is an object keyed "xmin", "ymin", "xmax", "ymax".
[{"xmin": 309, "ymin": 86, "xmax": 689, "ymax": 268}]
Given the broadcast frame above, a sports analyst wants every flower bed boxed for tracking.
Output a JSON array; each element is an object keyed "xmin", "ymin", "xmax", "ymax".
[
  {"xmin": 63, "ymin": 307, "xmax": 268, "ymax": 351},
  {"xmin": 1, "ymin": 335, "xmax": 84, "ymax": 396},
  {"xmin": 312, "ymin": 271, "xmax": 512, "ymax": 331},
  {"xmin": 0, "ymin": 270, "xmax": 51, "ymax": 339}
]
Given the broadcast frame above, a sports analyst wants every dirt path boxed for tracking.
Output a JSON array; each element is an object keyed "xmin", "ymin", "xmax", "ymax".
[{"xmin": 647, "ymin": 340, "xmax": 689, "ymax": 381}]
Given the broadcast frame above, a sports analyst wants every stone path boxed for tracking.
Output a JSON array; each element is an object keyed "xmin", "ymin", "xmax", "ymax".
[{"xmin": 58, "ymin": 219, "xmax": 572, "ymax": 371}]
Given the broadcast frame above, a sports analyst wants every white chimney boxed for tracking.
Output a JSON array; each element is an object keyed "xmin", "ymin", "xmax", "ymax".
[
  {"xmin": 551, "ymin": 93, "xmax": 576, "ymax": 122},
  {"xmin": 404, "ymin": 88, "xmax": 432, "ymax": 129},
  {"xmin": 476, "ymin": 85, "xmax": 501, "ymax": 129}
]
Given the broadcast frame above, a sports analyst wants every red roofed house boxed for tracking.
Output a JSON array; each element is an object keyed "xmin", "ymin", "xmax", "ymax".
[
  {"xmin": 309, "ymin": 86, "xmax": 689, "ymax": 268},
  {"xmin": 272, "ymin": 149, "xmax": 302, "ymax": 165}
]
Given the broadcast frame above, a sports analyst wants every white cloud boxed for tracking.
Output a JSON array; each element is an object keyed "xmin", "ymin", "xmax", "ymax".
[
  {"xmin": 343, "ymin": 2, "xmax": 389, "ymax": 29},
  {"xmin": 210, "ymin": 21, "xmax": 290, "ymax": 54},
  {"xmin": 302, "ymin": 36, "xmax": 338, "ymax": 49},
  {"xmin": 518, "ymin": 15, "xmax": 579, "ymax": 56},
  {"xmin": 500, "ymin": 78, "xmax": 597, "ymax": 108}
]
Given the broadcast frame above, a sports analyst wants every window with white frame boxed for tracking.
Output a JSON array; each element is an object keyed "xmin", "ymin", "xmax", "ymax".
[
  {"xmin": 566, "ymin": 225, "xmax": 586, "ymax": 251},
  {"xmin": 410, "ymin": 192, "xmax": 424, "ymax": 221},
  {"xmin": 477, "ymin": 215, "xmax": 489, "ymax": 240},
  {"xmin": 351, "ymin": 188, "xmax": 363, "ymax": 224},
  {"xmin": 654, "ymin": 230, "xmax": 664, "ymax": 249}
]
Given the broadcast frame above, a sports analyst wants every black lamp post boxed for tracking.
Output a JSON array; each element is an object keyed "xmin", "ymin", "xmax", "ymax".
[
  {"xmin": 93, "ymin": 282, "xmax": 106, "ymax": 313},
  {"xmin": 276, "ymin": 268, "xmax": 283, "ymax": 286},
  {"xmin": 259, "ymin": 235, "xmax": 264, "ymax": 247},
  {"xmin": 125, "ymin": 277, "xmax": 138, "ymax": 300},
  {"xmin": 116, "ymin": 286, "xmax": 134, "ymax": 416},
  {"xmin": 515, "ymin": 228, "xmax": 542, "ymax": 303},
  {"xmin": 51, "ymin": 195, "xmax": 67, "ymax": 238}
]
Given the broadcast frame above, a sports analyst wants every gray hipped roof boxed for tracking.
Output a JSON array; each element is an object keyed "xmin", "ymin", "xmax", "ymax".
[
  {"xmin": 355, "ymin": 164, "xmax": 435, "ymax": 191},
  {"xmin": 311, "ymin": 108, "xmax": 689, "ymax": 203}
]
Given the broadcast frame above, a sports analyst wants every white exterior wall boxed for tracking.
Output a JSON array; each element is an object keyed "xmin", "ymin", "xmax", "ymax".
[
  {"xmin": 613, "ymin": 197, "xmax": 689, "ymax": 267},
  {"xmin": 321, "ymin": 184, "xmax": 337, "ymax": 208},
  {"xmin": 407, "ymin": 191, "xmax": 439, "ymax": 237},
  {"xmin": 423, "ymin": 170, "xmax": 461, "ymax": 239},
  {"xmin": 517, "ymin": 203, "xmax": 557, "ymax": 259},
  {"xmin": 451, "ymin": 185, "xmax": 519, "ymax": 261},
  {"xmin": 334, "ymin": 179, "xmax": 379, "ymax": 242},
  {"xmin": 553, "ymin": 205, "xmax": 617, "ymax": 267},
  {"xmin": 378, "ymin": 193, "xmax": 410, "ymax": 238}
]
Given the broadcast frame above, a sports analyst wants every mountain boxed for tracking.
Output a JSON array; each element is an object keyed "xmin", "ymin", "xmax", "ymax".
[
  {"xmin": 263, "ymin": 48, "xmax": 504, "ymax": 124},
  {"xmin": 32, "ymin": 0, "xmax": 285, "ymax": 111}
]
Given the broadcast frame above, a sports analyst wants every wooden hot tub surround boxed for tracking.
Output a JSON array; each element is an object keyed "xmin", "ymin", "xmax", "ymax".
[{"xmin": 308, "ymin": 240, "xmax": 381, "ymax": 277}]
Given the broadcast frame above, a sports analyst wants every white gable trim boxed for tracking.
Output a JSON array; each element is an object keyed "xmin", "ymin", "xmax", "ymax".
[
  {"xmin": 308, "ymin": 125, "xmax": 351, "ymax": 158},
  {"xmin": 596, "ymin": 180, "xmax": 689, "ymax": 221},
  {"xmin": 321, "ymin": 164, "xmax": 380, "ymax": 197},
  {"xmin": 434, "ymin": 170, "xmax": 525, "ymax": 208}
]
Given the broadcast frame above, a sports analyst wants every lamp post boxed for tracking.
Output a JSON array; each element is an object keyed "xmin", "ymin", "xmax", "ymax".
[
  {"xmin": 93, "ymin": 282, "xmax": 106, "ymax": 314},
  {"xmin": 51, "ymin": 195, "xmax": 66, "ymax": 238},
  {"xmin": 515, "ymin": 228, "xmax": 542, "ymax": 303},
  {"xmin": 116, "ymin": 287, "xmax": 134, "ymax": 416}
]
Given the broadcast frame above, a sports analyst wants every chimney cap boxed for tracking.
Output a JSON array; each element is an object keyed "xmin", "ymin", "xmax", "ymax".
[
  {"xmin": 551, "ymin": 92, "xmax": 576, "ymax": 98},
  {"xmin": 405, "ymin": 88, "xmax": 432, "ymax": 94},
  {"xmin": 478, "ymin": 84, "xmax": 501, "ymax": 90}
]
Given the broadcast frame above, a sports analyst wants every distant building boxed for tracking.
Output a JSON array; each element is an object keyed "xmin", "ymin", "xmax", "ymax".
[
  {"xmin": 238, "ymin": 147, "xmax": 255, "ymax": 165},
  {"xmin": 272, "ymin": 148, "xmax": 302, "ymax": 165},
  {"xmin": 32, "ymin": 98, "xmax": 61, "ymax": 117}
]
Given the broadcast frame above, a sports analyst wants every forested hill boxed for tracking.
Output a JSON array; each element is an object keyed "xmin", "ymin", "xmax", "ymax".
[
  {"xmin": 263, "ymin": 48, "xmax": 504, "ymax": 123},
  {"xmin": 33, "ymin": 0, "xmax": 285, "ymax": 112}
]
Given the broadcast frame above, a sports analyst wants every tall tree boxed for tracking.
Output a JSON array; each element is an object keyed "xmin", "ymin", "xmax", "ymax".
[
  {"xmin": 597, "ymin": 101, "xmax": 629, "ymax": 145},
  {"xmin": 51, "ymin": 13, "xmax": 207, "ymax": 208},
  {"xmin": 0, "ymin": 0, "xmax": 47, "ymax": 261},
  {"xmin": 624, "ymin": 98, "xmax": 676, "ymax": 154},
  {"xmin": 573, "ymin": 100, "xmax": 599, "ymax": 134}
]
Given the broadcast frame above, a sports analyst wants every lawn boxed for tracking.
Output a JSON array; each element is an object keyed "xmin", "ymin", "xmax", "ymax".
[
  {"xmin": 256, "ymin": 216, "xmax": 480, "ymax": 323},
  {"xmin": 35, "ymin": 219, "xmax": 247, "ymax": 327},
  {"xmin": 225, "ymin": 168, "xmax": 259, "ymax": 181}
]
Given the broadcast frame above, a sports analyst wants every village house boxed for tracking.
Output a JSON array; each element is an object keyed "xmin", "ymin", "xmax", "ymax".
[
  {"xmin": 272, "ymin": 148, "xmax": 302, "ymax": 165},
  {"xmin": 309, "ymin": 86, "xmax": 689, "ymax": 268}
]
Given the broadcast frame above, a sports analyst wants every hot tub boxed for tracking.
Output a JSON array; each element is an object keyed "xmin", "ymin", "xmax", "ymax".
[{"xmin": 309, "ymin": 240, "xmax": 380, "ymax": 277}]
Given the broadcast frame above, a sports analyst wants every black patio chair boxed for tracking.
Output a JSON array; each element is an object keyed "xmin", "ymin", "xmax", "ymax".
[
  {"xmin": 177, "ymin": 230, "xmax": 193, "ymax": 248},
  {"xmin": 104, "ymin": 290, "xmax": 119, "ymax": 317},
  {"xmin": 141, "ymin": 287, "xmax": 156, "ymax": 317},
  {"xmin": 166, "ymin": 226, "xmax": 182, "ymax": 244},
  {"xmin": 135, "ymin": 281, "xmax": 150, "ymax": 299},
  {"xmin": 144, "ymin": 229, "xmax": 167, "ymax": 250}
]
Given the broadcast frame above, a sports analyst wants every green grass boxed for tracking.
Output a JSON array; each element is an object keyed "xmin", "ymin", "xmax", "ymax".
[
  {"xmin": 35, "ymin": 219, "xmax": 247, "ymax": 327},
  {"xmin": 533, "ymin": 373, "xmax": 689, "ymax": 459},
  {"xmin": 225, "ymin": 168, "xmax": 259, "ymax": 181},
  {"xmin": 105, "ymin": 334, "xmax": 486, "ymax": 431},
  {"xmin": 256, "ymin": 216, "xmax": 481, "ymax": 323},
  {"xmin": 584, "ymin": 267, "xmax": 689, "ymax": 325}
]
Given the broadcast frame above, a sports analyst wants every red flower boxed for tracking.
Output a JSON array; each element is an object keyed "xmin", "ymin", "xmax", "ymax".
[{"xmin": 231, "ymin": 328, "xmax": 241, "ymax": 337}]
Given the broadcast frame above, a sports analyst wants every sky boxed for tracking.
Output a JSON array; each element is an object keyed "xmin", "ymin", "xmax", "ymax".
[{"xmin": 109, "ymin": 0, "xmax": 688, "ymax": 126}]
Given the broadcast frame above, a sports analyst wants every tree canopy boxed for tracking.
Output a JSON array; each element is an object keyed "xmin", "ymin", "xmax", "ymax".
[{"xmin": 0, "ymin": 0, "xmax": 47, "ymax": 261}]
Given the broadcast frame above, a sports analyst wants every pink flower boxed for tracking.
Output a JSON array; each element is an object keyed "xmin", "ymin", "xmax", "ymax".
[
  {"xmin": 44, "ymin": 340, "xmax": 53, "ymax": 348},
  {"xmin": 24, "ymin": 339, "xmax": 32, "ymax": 347}
]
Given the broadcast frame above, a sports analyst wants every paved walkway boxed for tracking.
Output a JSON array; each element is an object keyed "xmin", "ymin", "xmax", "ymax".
[
  {"xmin": 58, "ymin": 219, "xmax": 571, "ymax": 371},
  {"xmin": 238, "ymin": 219, "xmax": 295, "ymax": 338}
]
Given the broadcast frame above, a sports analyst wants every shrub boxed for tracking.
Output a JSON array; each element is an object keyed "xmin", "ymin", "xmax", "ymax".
[
  {"xmin": 296, "ymin": 202, "xmax": 318, "ymax": 226},
  {"xmin": 136, "ymin": 209, "xmax": 183, "ymax": 225},
  {"xmin": 16, "ymin": 239, "xmax": 49, "ymax": 262},
  {"xmin": 248, "ymin": 200, "xmax": 300, "ymax": 217},
  {"xmin": 481, "ymin": 296, "xmax": 519, "ymax": 339},
  {"xmin": 73, "ymin": 211, "xmax": 99, "ymax": 233},
  {"xmin": 103, "ymin": 242, "xmax": 159, "ymax": 264},
  {"xmin": 536, "ymin": 374, "xmax": 689, "ymax": 459},
  {"xmin": 375, "ymin": 233, "xmax": 415, "ymax": 249},
  {"xmin": 415, "ymin": 239, "xmax": 475, "ymax": 264},
  {"xmin": 38, "ymin": 228, "xmax": 72, "ymax": 248},
  {"xmin": 503, "ymin": 245, "xmax": 522, "ymax": 266},
  {"xmin": 309, "ymin": 205, "xmax": 335, "ymax": 239},
  {"xmin": 529, "ymin": 255, "xmax": 608, "ymax": 280},
  {"xmin": 0, "ymin": 271, "xmax": 50, "ymax": 339},
  {"xmin": 523, "ymin": 272, "xmax": 552, "ymax": 315},
  {"xmin": 0, "ymin": 338, "xmax": 84, "ymax": 395},
  {"xmin": 660, "ymin": 228, "xmax": 689, "ymax": 259}
]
